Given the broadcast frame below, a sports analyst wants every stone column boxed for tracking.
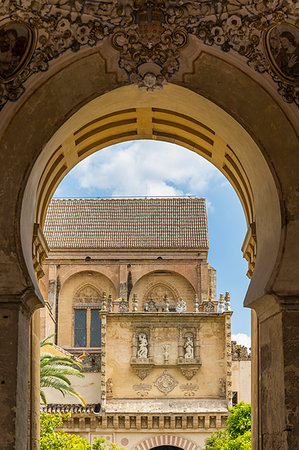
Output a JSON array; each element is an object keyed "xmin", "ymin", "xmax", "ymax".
[
  {"xmin": 251, "ymin": 295, "xmax": 299, "ymax": 449},
  {"xmin": 29, "ymin": 310, "xmax": 41, "ymax": 450},
  {"xmin": 0, "ymin": 289, "xmax": 41, "ymax": 450}
]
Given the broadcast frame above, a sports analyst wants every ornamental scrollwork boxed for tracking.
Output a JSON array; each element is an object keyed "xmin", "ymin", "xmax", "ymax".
[{"xmin": 0, "ymin": 0, "xmax": 298, "ymax": 109}]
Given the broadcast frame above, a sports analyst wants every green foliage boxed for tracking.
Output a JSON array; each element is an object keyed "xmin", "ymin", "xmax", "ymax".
[
  {"xmin": 92, "ymin": 437, "xmax": 126, "ymax": 450},
  {"xmin": 40, "ymin": 335, "xmax": 86, "ymax": 405},
  {"xmin": 204, "ymin": 402, "xmax": 251, "ymax": 449},
  {"xmin": 40, "ymin": 412, "xmax": 90, "ymax": 449},
  {"xmin": 226, "ymin": 402, "xmax": 251, "ymax": 439},
  {"xmin": 40, "ymin": 413, "xmax": 128, "ymax": 450}
]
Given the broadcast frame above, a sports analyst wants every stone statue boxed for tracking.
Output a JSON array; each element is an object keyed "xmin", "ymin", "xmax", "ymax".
[
  {"xmin": 137, "ymin": 333, "xmax": 148, "ymax": 359},
  {"xmin": 184, "ymin": 336, "xmax": 194, "ymax": 359}
]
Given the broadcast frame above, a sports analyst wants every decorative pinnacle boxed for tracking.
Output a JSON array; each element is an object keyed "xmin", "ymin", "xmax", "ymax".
[
  {"xmin": 218, "ymin": 293, "xmax": 224, "ymax": 313},
  {"xmin": 193, "ymin": 294, "xmax": 199, "ymax": 312},
  {"xmin": 224, "ymin": 292, "xmax": 231, "ymax": 311},
  {"xmin": 164, "ymin": 294, "xmax": 169, "ymax": 312},
  {"xmin": 132, "ymin": 293, "xmax": 138, "ymax": 312},
  {"xmin": 102, "ymin": 292, "xmax": 107, "ymax": 312}
]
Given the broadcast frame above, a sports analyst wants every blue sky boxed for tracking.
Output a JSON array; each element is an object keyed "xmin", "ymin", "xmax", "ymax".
[{"xmin": 54, "ymin": 140, "xmax": 251, "ymax": 348}]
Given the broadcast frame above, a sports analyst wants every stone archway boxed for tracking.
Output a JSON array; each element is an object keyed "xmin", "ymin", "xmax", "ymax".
[
  {"xmin": 0, "ymin": 44, "xmax": 298, "ymax": 449},
  {"xmin": 134, "ymin": 434, "xmax": 200, "ymax": 450}
]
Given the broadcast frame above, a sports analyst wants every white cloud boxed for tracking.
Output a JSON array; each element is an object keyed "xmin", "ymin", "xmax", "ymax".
[
  {"xmin": 231, "ymin": 333, "xmax": 251, "ymax": 349},
  {"xmin": 65, "ymin": 140, "xmax": 222, "ymax": 198}
]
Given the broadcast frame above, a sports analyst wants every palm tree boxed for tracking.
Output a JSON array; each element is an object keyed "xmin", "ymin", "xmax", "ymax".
[{"xmin": 40, "ymin": 335, "xmax": 86, "ymax": 406}]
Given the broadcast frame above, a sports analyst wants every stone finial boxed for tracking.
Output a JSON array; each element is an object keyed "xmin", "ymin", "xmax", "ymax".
[
  {"xmin": 224, "ymin": 292, "xmax": 231, "ymax": 311},
  {"xmin": 218, "ymin": 293, "xmax": 225, "ymax": 313},
  {"xmin": 163, "ymin": 294, "xmax": 169, "ymax": 312},
  {"xmin": 101, "ymin": 292, "xmax": 107, "ymax": 312},
  {"xmin": 107, "ymin": 294, "xmax": 112, "ymax": 313},
  {"xmin": 193, "ymin": 294, "xmax": 199, "ymax": 312},
  {"xmin": 132, "ymin": 293, "xmax": 138, "ymax": 312}
]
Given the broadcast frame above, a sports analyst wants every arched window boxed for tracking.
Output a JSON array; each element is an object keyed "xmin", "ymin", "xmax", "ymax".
[{"xmin": 73, "ymin": 285, "xmax": 102, "ymax": 348}]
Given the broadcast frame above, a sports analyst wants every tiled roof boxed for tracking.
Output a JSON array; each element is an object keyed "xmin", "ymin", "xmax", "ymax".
[{"xmin": 44, "ymin": 198, "xmax": 208, "ymax": 249}]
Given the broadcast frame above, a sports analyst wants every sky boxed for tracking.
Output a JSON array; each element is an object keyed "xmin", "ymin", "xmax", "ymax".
[{"xmin": 54, "ymin": 140, "xmax": 251, "ymax": 349}]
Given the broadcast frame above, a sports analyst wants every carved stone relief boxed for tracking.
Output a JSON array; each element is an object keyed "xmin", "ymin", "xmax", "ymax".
[
  {"xmin": 143, "ymin": 283, "xmax": 177, "ymax": 310},
  {"xmin": 219, "ymin": 377, "xmax": 226, "ymax": 398},
  {"xmin": 154, "ymin": 370, "xmax": 178, "ymax": 395},
  {"xmin": 0, "ymin": 1, "xmax": 297, "ymax": 110},
  {"xmin": 118, "ymin": 299, "xmax": 129, "ymax": 313},
  {"xmin": 74, "ymin": 285, "xmax": 102, "ymax": 304},
  {"xmin": 180, "ymin": 382, "xmax": 199, "ymax": 397},
  {"xmin": 180, "ymin": 367, "xmax": 199, "ymax": 380},
  {"xmin": 106, "ymin": 377, "xmax": 113, "ymax": 399},
  {"xmin": 133, "ymin": 383, "xmax": 152, "ymax": 397},
  {"xmin": 134, "ymin": 368, "xmax": 151, "ymax": 380}
]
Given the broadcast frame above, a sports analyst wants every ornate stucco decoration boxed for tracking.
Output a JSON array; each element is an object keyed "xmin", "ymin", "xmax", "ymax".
[
  {"xmin": 154, "ymin": 370, "xmax": 178, "ymax": 395},
  {"xmin": 0, "ymin": 1, "xmax": 298, "ymax": 108},
  {"xmin": 111, "ymin": 1, "xmax": 188, "ymax": 90}
]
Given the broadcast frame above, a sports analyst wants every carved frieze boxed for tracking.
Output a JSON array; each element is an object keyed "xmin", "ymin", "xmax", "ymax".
[{"xmin": 154, "ymin": 370, "xmax": 178, "ymax": 395}]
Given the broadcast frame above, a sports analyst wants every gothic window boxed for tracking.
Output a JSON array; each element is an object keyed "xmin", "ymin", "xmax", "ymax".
[
  {"xmin": 74, "ymin": 309, "xmax": 87, "ymax": 347},
  {"xmin": 90, "ymin": 309, "xmax": 101, "ymax": 347},
  {"xmin": 73, "ymin": 285, "xmax": 102, "ymax": 348}
]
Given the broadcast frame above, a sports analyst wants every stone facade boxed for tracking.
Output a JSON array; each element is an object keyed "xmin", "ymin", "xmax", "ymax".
[{"xmin": 40, "ymin": 198, "xmax": 250, "ymax": 449}]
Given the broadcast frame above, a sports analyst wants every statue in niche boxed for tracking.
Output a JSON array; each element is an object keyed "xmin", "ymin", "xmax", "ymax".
[
  {"xmin": 137, "ymin": 333, "xmax": 148, "ymax": 359},
  {"xmin": 184, "ymin": 336, "xmax": 194, "ymax": 359}
]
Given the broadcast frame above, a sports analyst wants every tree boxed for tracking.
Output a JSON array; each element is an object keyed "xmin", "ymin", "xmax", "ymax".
[
  {"xmin": 204, "ymin": 402, "xmax": 251, "ymax": 449},
  {"xmin": 40, "ymin": 335, "xmax": 86, "ymax": 406},
  {"xmin": 40, "ymin": 412, "xmax": 127, "ymax": 450}
]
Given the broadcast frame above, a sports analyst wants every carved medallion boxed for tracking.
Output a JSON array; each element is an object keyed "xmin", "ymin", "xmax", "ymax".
[
  {"xmin": 0, "ymin": 21, "xmax": 35, "ymax": 82},
  {"xmin": 264, "ymin": 23, "xmax": 299, "ymax": 85},
  {"xmin": 154, "ymin": 370, "xmax": 178, "ymax": 395}
]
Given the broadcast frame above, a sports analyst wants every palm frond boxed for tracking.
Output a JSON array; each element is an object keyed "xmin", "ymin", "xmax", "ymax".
[{"xmin": 40, "ymin": 334, "xmax": 86, "ymax": 406}]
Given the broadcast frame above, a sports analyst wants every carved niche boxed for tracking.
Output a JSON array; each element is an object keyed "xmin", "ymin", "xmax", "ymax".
[
  {"xmin": 131, "ymin": 328, "xmax": 153, "ymax": 379},
  {"xmin": 178, "ymin": 328, "xmax": 201, "ymax": 379}
]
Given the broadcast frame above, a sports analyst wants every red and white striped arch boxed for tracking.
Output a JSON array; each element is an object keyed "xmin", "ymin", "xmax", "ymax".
[{"xmin": 133, "ymin": 434, "xmax": 201, "ymax": 450}]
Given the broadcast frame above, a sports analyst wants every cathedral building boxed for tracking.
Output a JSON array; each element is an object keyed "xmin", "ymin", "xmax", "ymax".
[{"xmin": 40, "ymin": 198, "xmax": 250, "ymax": 449}]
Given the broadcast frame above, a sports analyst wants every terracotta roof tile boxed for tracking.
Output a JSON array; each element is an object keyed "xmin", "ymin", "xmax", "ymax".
[{"xmin": 44, "ymin": 198, "xmax": 209, "ymax": 249}]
